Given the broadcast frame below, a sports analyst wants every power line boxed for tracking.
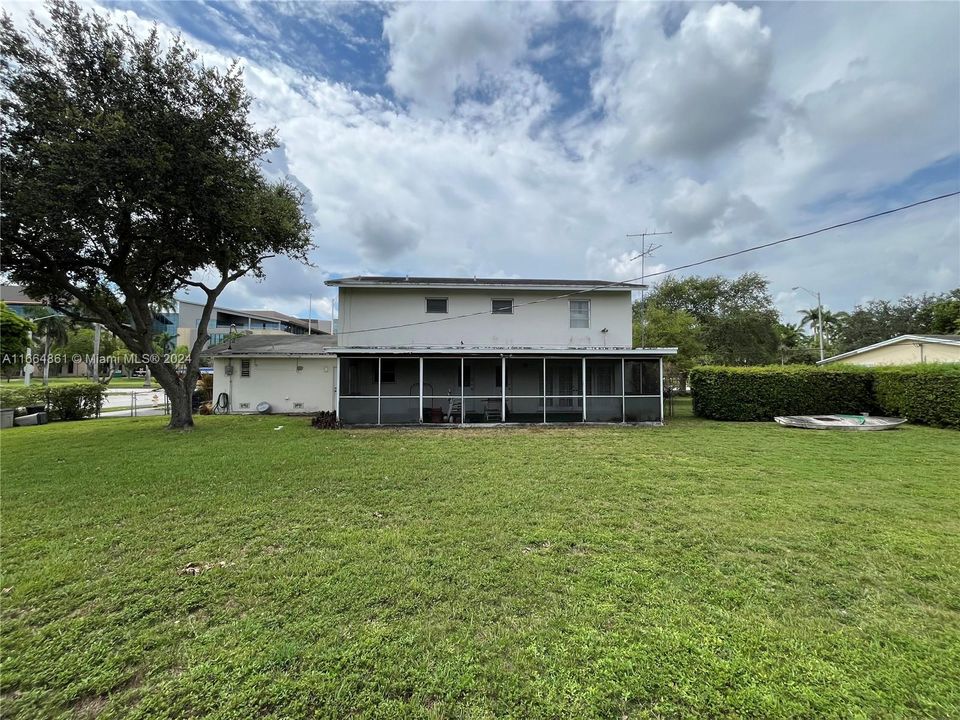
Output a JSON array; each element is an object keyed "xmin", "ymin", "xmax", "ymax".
[
  {"xmin": 334, "ymin": 190, "xmax": 959, "ymax": 337},
  {"xmin": 644, "ymin": 190, "xmax": 959, "ymax": 279}
]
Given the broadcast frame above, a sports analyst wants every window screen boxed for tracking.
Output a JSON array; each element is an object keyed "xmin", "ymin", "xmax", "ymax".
[
  {"xmin": 570, "ymin": 300, "xmax": 590, "ymax": 328},
  {"xmin": 492, "ymin": 299, "xmax": 513, "ymax": 315},
  {"xmin": 426, "ymin": 297, "xmax": 448, "ymax": 313},
  {"xmin": 240, "ymin": 359, "xmax": 250, "ymax": 377}
]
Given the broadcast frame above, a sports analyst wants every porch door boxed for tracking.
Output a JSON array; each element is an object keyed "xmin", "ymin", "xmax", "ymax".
[{"xmin": 547, "ymin": 364, "xmax": 575, "ymax": 407}]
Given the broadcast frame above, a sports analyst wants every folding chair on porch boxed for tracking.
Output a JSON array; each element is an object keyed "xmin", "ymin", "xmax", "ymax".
[{"xmin": 446, "ymin": 397, "xmax": 462, "ymax": 423}]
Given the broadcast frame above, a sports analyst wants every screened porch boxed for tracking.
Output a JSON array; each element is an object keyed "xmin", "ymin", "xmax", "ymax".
[{"xmin": 336, "ymin": 354, "xmax": 664, "ymax": 425}]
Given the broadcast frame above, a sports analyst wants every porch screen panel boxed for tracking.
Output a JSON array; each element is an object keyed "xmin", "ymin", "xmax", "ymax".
[
  {"xmin": 586, "ymin": 397, "xmax": 623, "ymax": 423},
  {"xmin": 380, "ymin": 397, "xmax": 420, "ymax": 424},
  {"xmin": 585, "ymin": 359, "xmax": 623, "ymax": 422},
  {"xmin": 545, "ymin": 359, "xmax": 583, "ymax": 423},
  {"xmin": 505, "ymin": 358, "xmax": 543, "ymax": 423},
  {"xmin": 624, "ymin": 360, "xmax": 661, "ymax": 396},
  {"xmin": 463, "ymin": 358, "xmax": 501, "ymax": 422},
  {"xmin": 379, "ymin": 359, "xmax": 420, "ymax": 396},
  {"xmin": 339, "ymin": 358, "xmax": 379, "ymax": 397},
  {"xmin": 339, "ymin": 398, "xmax": 378, "ymax": 424},
  {"xmin": 624, "ymin": 359, "xmax": 661, "ymax": 422},
  {"xmin": 423, "ymin": 358, "xmax": 461, "ymax": 423},
  {"xmin": 624, "ymin": 397, "xmax": 661, "ymax": 422}
]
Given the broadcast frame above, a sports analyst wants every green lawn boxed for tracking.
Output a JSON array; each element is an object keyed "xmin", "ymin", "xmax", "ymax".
[
  {"xmin": 51, "ymin": 377, "xmax": 160, "ymax": 389},
  {"xmin": 2, "ymin": 412, "xmax": 958, "ymax": 718}
]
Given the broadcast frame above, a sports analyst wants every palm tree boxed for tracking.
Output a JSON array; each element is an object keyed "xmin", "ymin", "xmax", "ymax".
[
  {"xmin": 797, "ymin": 307, "xmax": 820, "ymax": 333},
  {"xmin": 25, "ymin": 309, "xmax": 71, "ymax": 386},
  {"xmin": 820, "ymin": 310, "xmax": 849, "ymax": 344},
  {"xmin": 777, "ymin": 322, "xmax": 807, "ymax": 364}
]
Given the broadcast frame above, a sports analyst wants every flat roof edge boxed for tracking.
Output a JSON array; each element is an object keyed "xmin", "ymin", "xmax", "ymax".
[{"xmin": 326, "ymin": 347, "xmax": 677, "ymax": 356}]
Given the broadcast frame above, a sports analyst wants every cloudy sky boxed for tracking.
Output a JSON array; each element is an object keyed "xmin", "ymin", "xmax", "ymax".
[{"xmin": 9, "ymin": 1, "xmax": 960, "ymax": 321}]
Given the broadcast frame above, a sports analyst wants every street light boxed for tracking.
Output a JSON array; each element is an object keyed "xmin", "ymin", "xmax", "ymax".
[{"xmin": 793, "ymin": 286, "xmax": 824, "ymax": 362}]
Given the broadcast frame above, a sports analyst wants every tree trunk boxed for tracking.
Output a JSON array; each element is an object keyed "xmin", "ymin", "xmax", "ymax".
[
  {"xmin": 143, "ymin": 364, "xmax": 152, "ymax": 388},
  {"xmin": 42, "ymin": 335, "xmax": 51, "ymax": 386},
  {"xmin": 166, "ymin": 385, "xmax": 194, "ymax": 430},
  {"xmin": 150, "ymin": 362, "xmax": 194, "ymax": 430}
]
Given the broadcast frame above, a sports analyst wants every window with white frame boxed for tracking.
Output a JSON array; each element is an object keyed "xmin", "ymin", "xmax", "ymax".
[
  {"xmin": 425, "ymin": 297, "xmax": 448, "ymax": 314},
  {"xmin": 240, "ymin": 359, "xmax": 251, "ymax": 377},
  {"xmin": 569, "ymin": 300, "xmax": 590, "ymax": 328},
  {"xmin": 492, "ymin": 298, "xmax": 513, "ymax": 315}
]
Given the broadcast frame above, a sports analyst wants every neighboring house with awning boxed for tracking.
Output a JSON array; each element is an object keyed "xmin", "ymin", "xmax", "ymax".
[
  {"xmin": 817, "ymin": 334, "xmax": 960, "ymax": 366},
  {"xmin": 211, "ymin": 275, "xmax": 678, "ymax": 425}
]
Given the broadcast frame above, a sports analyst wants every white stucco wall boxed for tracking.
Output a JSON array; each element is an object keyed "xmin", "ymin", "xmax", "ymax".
[
  {"xmin": 337, "ymin": 288, "xmax": 633, "ymax": 348},
  {"xmin": 213, "ymin": 356, "xmax": 336, "ymax": 414},
  {"xmin": 832, "ymin": 340, "xmax": 960, "ymax": 366}
]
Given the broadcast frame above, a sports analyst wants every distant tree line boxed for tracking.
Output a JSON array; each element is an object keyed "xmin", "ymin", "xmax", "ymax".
[{"xmin": 633, "ymin": 273, "xmax": 960, "ymax": 382}]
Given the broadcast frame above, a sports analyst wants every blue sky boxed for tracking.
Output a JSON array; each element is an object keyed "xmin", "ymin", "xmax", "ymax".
[{"xmin": 9, "ymin": 1, "xmax": 959, "ymax": 321}]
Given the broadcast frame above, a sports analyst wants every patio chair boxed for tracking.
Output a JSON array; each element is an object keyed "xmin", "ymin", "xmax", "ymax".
[
  {"xmin": 483, "ymin": 399, "xmax": 502, "ymax": 422},
  {"xmin": 446, "ymin": 398, "xmax": 462, "ymax": 423}
]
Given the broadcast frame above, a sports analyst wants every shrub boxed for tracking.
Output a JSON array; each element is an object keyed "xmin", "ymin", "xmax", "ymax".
[
  {"xmin": 873, "ymin": 365, "xmax": 960, "ymax": 429},
  {"xmin": 690, "ymin": 365, "xmax": 877, "ymax": 421},
  {"xmin": 0, "ymin": 383, "xmax": 107, "ymax": 421},
  {"xmin": 690, "ymin": 364, "xmax": 960, "ymax": 428},
  {"xmin": 0, "ymin": 385, "xmax": 47, "ymax": 409}
]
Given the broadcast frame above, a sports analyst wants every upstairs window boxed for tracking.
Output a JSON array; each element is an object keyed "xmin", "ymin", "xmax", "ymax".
[
  {"xmin": 492, "ymin": 298, "xmax": 513, "ymax": 315},
  {"xmin": 570, "ymin": 300, "xmax": 590, "ymax": 328},
  {"xmin": 426, "ymin": 297, "xmax": 448, "ymax": 314}
]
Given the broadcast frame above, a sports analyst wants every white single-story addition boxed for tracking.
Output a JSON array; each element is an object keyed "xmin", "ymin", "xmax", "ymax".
[
  {"xmin": 817, "ymin": 334, "xmax": 960, "ymax": 366},
  {"xmin": 210, "ymin": 334, "xmax": 337, "ymax": 414},
  {"xmin": 211, "ymin": 276, "xmax": 678, "ymax": 424}
]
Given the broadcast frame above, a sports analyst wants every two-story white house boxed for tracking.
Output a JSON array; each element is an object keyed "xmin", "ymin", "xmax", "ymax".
[{"xmin": 211, "ymin": 276, "xmax": 676, "ymax": 424}]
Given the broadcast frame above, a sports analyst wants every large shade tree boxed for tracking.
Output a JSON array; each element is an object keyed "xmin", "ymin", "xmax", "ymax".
[
  {"xmin": 639, "ymin": 273, "xmax": 781, "ymax": 365},
  {"xmin": 0, "ymin": 2, "xmax": 312, "ymax": 428}
]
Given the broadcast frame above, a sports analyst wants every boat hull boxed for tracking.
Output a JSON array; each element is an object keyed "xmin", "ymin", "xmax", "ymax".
[{"xmin": 774, "ymin": 415, "xmax": 907, "ymax": 430}]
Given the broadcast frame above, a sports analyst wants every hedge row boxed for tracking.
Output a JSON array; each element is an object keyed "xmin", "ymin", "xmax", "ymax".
[
  {"xmin": 690, "ymin": 366, "xmax": 877, "ymax": 422},
  {"xmin": 0, "ymin": 383, "xmax": 108, "ymax": 421},
  {"xmin": 690, "ymin": 364, "xmax": 960, "ymax": 429},
  {"xmin": 873, "ymin": 365, "xmax": 960, "ymax": 430}
]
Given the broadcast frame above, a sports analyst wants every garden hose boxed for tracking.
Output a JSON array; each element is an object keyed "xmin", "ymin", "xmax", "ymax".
[{"xmin": 213, "ymin": 392, "xmax": 230, "ymax": 415}]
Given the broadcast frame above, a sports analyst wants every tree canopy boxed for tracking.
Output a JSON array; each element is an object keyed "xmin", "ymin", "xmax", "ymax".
[
  {"xmin": 636, "ymin": 273, "xmax": 781, "ymax": 366},
  {"xmin": 0, "ymin": 302, "xmax": 34, "ymax": 378},
  {"xmin": 0, "ymin": 1, "xmax": 312, "ymax": 427}
]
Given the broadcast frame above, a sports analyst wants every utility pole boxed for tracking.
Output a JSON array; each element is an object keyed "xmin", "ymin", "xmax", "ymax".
[
  {"xmin": 308, "ymin": 293, "xmax": 313, "ymax": 335},
  {"xmin": 627, "ymin": 230, "xmax": 671, "ymax": 348}
]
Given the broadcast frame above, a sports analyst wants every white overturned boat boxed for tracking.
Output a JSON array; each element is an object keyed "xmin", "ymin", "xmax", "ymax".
[{"xmin": 774, "ymin": 414, "xmax": 907, "ymax": 431}]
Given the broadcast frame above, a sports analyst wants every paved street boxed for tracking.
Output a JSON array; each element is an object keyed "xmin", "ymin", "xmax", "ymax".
[{"xmin": 99, "ymin": 387, "xmax": 168, "ymax": 417}]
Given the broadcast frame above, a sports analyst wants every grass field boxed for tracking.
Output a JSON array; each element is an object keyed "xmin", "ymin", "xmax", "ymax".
[
  {"xmin": 2, "ymin": 411, "xmax": 958, "ymax": 718},
  {"xmin": 50, "ymin": 377, "xmax": 160, "ymax": 389}
]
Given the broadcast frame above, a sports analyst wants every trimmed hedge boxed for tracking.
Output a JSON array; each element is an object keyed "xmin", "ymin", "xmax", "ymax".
[
  {"xmin": 690, "ymin": 364, "xmax": 960, "ymax": 429},
  {"xmin": 0, "ymin": 383, "xmax": 107, "ymax": 421},
  {"xmin": 690, "ymin": 366, "xmax": 876, "ymax": 421},
  {"xmin": 873, "ymin": 365, "xmax": 960, "ymax": 429}
]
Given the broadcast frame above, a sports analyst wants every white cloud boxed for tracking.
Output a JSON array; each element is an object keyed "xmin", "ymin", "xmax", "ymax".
[
  {"xmin": 594, "ymin": 3, "xmax": 773, "ymax": 160},
  {"xmin": 5, "ymin": 0, "xmax": 957, "ymax": 323},
  {"xmin": 382, "ymin": 2, "xmax": 556, "ymax": 116},
  {"xmin": 659, "ymin": 178, "xmax": 767, "ymax": 245}
]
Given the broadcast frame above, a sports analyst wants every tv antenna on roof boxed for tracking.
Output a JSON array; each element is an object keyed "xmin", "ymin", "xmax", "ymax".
[{"xmin": 627, "ymin": 229, "xmax": 671, "ymax": 348}]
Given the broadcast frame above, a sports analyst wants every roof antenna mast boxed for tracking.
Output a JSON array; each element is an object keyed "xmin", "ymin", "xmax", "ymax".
[{"xmin": 627, "ymin": 229, "xmax": 671, "ymax": 348}]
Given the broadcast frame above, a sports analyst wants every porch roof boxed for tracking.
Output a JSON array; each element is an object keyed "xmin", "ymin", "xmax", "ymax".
[{"xmin": 328, "ymin": 346, "xmax": 677, "ymax": 356}]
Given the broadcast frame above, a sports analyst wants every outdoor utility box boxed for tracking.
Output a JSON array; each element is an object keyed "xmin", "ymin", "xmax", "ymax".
[
  {"xmin": 14, "ymin": 412, "xmax": 48, "ymax": 426},
  {"xmin": 0, "ymin": 408, "xmax": 13, "ymax": 429}
]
